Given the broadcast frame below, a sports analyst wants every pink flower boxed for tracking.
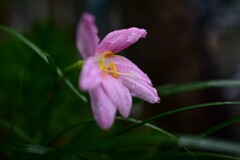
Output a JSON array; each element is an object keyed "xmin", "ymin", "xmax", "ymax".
[{"xmin": 76, "ymin": 12, "xmax": 160, "ymax": 129}]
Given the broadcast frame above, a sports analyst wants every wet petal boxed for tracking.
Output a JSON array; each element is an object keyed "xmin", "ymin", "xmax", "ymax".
[
  {"xmin": 108, "ymin": 56, "xmax": 159, "ymax": 103},
  {"xmin": 109, "ymin": 56, "xmax": 152, "ymax": 84},
  {"xmin": 76, "ymin": 12, "xmax": 100, "ymax": 59},
  {"xmin": 102, "ymin": 75, "xmax": 132, "ymax": 117},
  {"xmin": 79, "ymin": 57, "xmax": 102, "ymax": 91},
  {"xmin": 89, "ymin": 86, "xmax": 116, "ymax": 129},
  {"xmin": 119, "ymin": 76, "xmax": 160, "ymax": 104},
  {"xmin": 97, "ymin": 27, "xmax": 147, "ymax": 54}
]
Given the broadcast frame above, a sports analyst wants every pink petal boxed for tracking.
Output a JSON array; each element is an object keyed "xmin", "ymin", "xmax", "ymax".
[
  {"xmin": 118, "ymin": 76, "xmax": 160, "ymax": 104},
  {"xmin": 108, "ymin": 56, "xmax": 152, "ymax": 85},
  {"xmin": 97, "ymin": 27, "xmax": 147, "ymax": 54},
  {"xmin": 101, "ymin": 75, "xmax": 132, "ymax": 118},
  {"xmin": 79, "ymin": 57, "xmax": 102, "ymax": 91},
  {"xmin": 76, "ymin": 12, "xmax": 100, "ymax": 59},
  {"xmin": 89, "ymin": 86, "xmax": 116, "ymax": 129}
]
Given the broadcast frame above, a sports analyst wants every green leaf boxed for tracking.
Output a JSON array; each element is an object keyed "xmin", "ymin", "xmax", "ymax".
[
  {"xmin": 115, "ymin": 116, "xmax": 175, "ymax": 138},
  {"xmin": 0, "ymin": 25, "xmax": 87, "ymax": 103},
  {"xmin": 78, "ymin": 153, "xmax": 109, "ymax": 160},
  {"xmin": 0, "ymin": 119, "xmax": 32, "ymax": 143},
  {"xmin": 156, "ymin": 152, "xmax": 240, "ymax": 160},
  {"xmin": 0, "ymin": 143, "xmax": 51, "ymax": 154},
  {"xmin": 10, "ymin": 62, "xmax": 28, "ymax": 143},
  {"xmin": 201, "ymin": 116, "xmax": 240, "ymax": 137},
  {"xmin": 42, "ymin": 119, "xmax": 95, "ymax": 145},
  {"xmin": 158, "ymin": 80, "xmax": 240, "ymax": 96},
  {"xmin": 33, "ymin": 134, "xmax": 174, "ymax": 160},
  {"xmin": 114, "ymin": 101, "xmax": 240, "ymax": 135},
  {"xmin": 114, "ymin": 117, "xmax": 195, "ymax": 160},
  {"xmin": 178, "ymin": 136, "xmax": 240, "ymax": 155}
]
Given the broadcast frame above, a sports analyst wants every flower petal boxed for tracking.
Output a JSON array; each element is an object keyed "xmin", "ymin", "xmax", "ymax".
[
  {"xmin": 76, "ymin": 12, "xmax": 100, "ymax": 59},
  {"xmin": 97, "ymin": 27, "xmax": 147, "ymax": 54},
  {"xmin": 108, "ymin": 56, "xmax": 152, "ymax": 85},
  {"xmin": 118, "ymin": 76, "xmax": 160, "ymax": 104},
  {"xmin": 89, "ymin": 86, "xmax": 116, "ymax": 129},
  {"xmin": 102, "ymin": 75, "xmax": 132, "ymax": 118},
  {"xmin": 108, "ymin": 56, "xmax": 160, "ymax": 103},
  {"xmin": 79, "ymin": 57, "xmax": 102, "ymax": 91}
]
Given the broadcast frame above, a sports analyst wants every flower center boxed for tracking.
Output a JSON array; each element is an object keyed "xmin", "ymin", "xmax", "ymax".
[
  {"xmin": 97, "ymin": 51, "xmax": 136, "ymax": 79},
  {"xmin": 99, "ymin": 51, "xmax": 119, "ymax": 78}
]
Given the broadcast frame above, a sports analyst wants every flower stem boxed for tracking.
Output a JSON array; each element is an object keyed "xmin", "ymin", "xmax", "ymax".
[{"xmin": 63, "ymin": 60, "xmax": 84, "ymax": 76}]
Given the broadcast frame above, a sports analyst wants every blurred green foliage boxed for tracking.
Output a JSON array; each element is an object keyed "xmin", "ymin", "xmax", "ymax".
[
  {"xmin": 0, "ymin": 24, "xmax": 240, "ymax": 159},
  {"xmin": 0, "ymin": 23, "xmax": 91, "ymax": 145}
]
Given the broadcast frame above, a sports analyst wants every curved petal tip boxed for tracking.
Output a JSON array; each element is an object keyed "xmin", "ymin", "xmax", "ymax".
[
  {"xmin": 97, "ymin": 27, "xmax": 147, "ymax": 54},
  {"xmin": 76, "ymin": 12, "xmax": 99, "ymax": 59},
  {"xmin": 90, "ymin": 87, "xmax": 116, "ymax": 130}
]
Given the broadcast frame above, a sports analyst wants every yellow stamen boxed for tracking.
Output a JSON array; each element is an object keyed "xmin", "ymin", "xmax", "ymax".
[
  {"xmin": 108, "ymin": 61, "xmax": 118, "ymax": 78},
  {"xmin": 99, "ymin": 51, "xmax": 133, "ymax": 79},
  {"xmin": 102, "ymin": 51, "xmax": 114, "ymax": 58},
  {"xmin": 99, "ymin": 51, "xmax": 117, "ymax": 78}
]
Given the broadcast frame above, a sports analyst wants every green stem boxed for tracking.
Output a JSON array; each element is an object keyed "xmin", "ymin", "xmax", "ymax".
[{"xmin": 63, "ymin": 60, "xmax": 84, "ymax": 76}]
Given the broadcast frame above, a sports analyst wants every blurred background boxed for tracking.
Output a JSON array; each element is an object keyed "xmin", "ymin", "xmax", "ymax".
[{"xmin": 0, "ymin": 0, "xmax": 240, "ymax": 151}]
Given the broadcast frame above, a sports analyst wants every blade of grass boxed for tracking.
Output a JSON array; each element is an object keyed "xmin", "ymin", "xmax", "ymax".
[
  {"xmin": 0, "ymin": 119, "xmax": 32, "ymax": 143},
  {"xmin": 114, "ymin": 117, "xmax": 196, "ymax": 160},
  {"xmin": 0, "ymin": 143, "xmax": 99, "ymax": 160},
  {"xmin": 10, "ymin": 62, "xmax": 28, "ymax": 143},
  {"xmin": 158, "ymin": 80, "xmax": 240, "ymax": 96},
  {"xmin": 113, "ymin": 103, "xmax": 240, "ymax": 158},
  {"xmin": 42, "ymin": 119, "xmax": 95, "ymax": 145},
  {"xmin": 0, "ymin": 143, "xmax": 51, "ymax": 154},
  {"xmin": 33, "ymin": 134, "xmax": 175, "ymax": 160},
  {"xmin": 42, "ymin": 117, "xmax": 192, "ymax": 160},
  {"xmin": 112, "ymin": 102, "xmax": 240, "ymax": 159},
  {"xmin": 178, "ymin": 136, "xmax": 240, "ymax": 155},
  {"xmin": 200, "ymin": 116, "xmax": 240, "ymax": 137},
  {"xmin": 0, "ymin": 25, "xmax": 87, "ymax": 103},
  {"xmin": 113, "ymin": 101, "xmax": 240, "ymax": 136},
  {"xmin": 43, "ymin": 116, "xmax": 175, "ymax": 146},
  {"xmin": 78, "ymin": 153, "xmax": 109, "ymax": 160},
  {"xmin": 115, "ymin": 116, "xmax": 175, "ymax": 138},
  {"xmin": 156, "ymin": 152, "xmax": 240, "ymax": 160},
  {"xmin": 188, "ymin": 152, "xmax": 240, "ymax": 160}
]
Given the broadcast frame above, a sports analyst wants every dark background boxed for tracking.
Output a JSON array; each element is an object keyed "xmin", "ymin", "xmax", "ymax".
[{"xmin": 0, "ymin": 0, "xmax": 240, "ymax": 144}]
